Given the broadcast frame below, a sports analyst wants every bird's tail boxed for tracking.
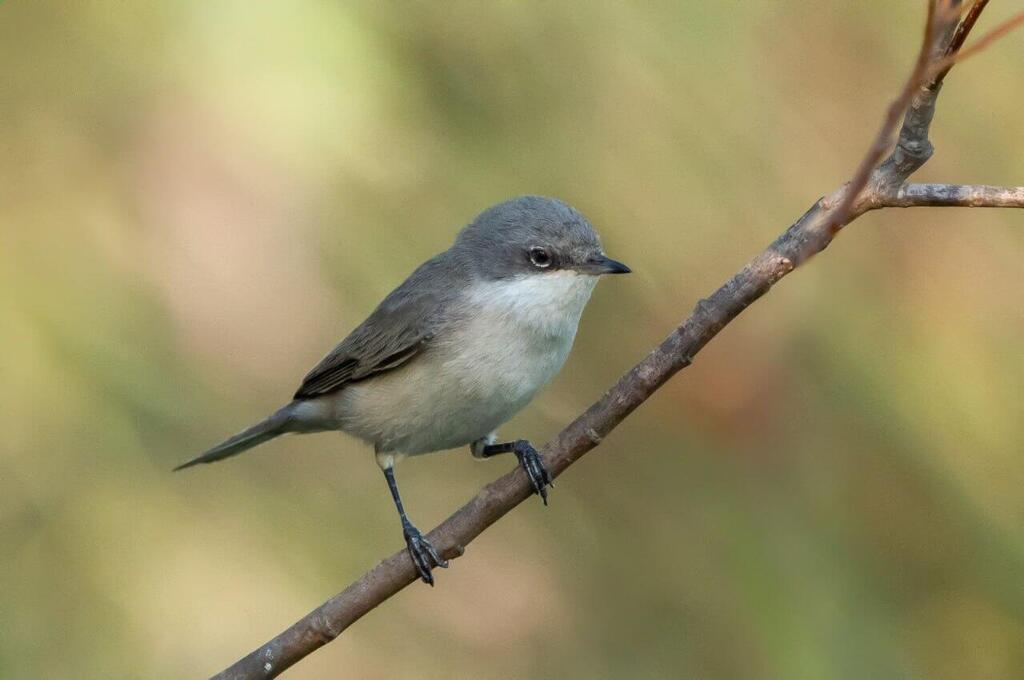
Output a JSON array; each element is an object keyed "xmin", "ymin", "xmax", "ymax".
[{"xmin": 174, "ymin": 403, "xmax": 297, "ymax": 471}]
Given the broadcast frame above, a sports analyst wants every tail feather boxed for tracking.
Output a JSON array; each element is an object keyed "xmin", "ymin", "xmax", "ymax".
[{"xmin": 174, "ymin": 404, "xmax": 295, "ymax": 471}]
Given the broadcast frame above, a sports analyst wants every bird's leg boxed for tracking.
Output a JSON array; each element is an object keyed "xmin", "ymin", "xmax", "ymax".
[
  {"xmin": 381, "ymin": 464, "xmax": 447, "ymax": 585},
  {"xmin": 478, "ymin": 439, "xmax": 553, "ymax": 505}
]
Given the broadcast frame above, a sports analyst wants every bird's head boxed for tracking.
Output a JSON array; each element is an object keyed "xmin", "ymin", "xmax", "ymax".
[{"xmin": 453, "ymin": 196, "xmax": 631, "ymax": 281}]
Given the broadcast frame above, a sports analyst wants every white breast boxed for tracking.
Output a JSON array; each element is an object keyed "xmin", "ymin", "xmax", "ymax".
[
  {"xmin": 449, "ymin": 270, "xmax": 597, "ymax": 404},
  {"xmin": 333, "ymin": 271, "xmax": 598, "ymax": 455}
]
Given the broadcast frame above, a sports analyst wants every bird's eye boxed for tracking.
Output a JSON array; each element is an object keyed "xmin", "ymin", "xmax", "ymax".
[{"xmin": 529, "ymin": 247, "xmax": 552, "ymax": 268}]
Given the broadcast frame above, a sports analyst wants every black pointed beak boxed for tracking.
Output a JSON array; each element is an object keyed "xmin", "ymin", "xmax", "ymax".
[{"xmin": 587, "ymin": 254, "xmax": 631, "ymax": 275}]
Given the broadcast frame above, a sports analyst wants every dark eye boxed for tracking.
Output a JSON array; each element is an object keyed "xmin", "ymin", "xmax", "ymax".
[{"xmin": 529, "ymin": 247, "xmax": 552, "ymax": 268}]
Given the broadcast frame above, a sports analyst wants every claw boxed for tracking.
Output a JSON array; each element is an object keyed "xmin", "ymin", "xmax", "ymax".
[
  {"xmin": 403, "ymin": 524, "xmax": 447, "ymax": 585},
  {"xmin": 513, "ymin": 440, "xmax": 553, "ymax": 505}
]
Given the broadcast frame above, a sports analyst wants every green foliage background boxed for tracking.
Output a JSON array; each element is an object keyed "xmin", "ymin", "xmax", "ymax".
[{"xmin": 1, "ymin": 2, "xmax": 1022, "ymax": 678}]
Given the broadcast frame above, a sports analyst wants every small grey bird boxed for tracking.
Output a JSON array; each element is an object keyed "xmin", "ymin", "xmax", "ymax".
[{"xmin": 175, "ymin": 195, "xmax": 630, "ymax": 584}]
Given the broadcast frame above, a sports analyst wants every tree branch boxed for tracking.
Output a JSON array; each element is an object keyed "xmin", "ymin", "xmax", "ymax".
[
  {"xmin": 213, "ymin": 3, "xmax": 1023, "ymax": 678},
  {"xmin": 876, "ymin": 183, "xmax": 1024, "ymax": 208},
  {"xmin": 932, "ymin": 4, "xmax": 1024, "ymax": 74},
  {"xmin": 823, "ymin": 0, "xmax": 950, "ymax": 239}
]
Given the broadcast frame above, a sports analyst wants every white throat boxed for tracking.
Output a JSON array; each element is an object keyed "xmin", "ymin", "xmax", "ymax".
[{"xmin": 469, "ymin": 270, "xmax": 598, "ymax": 339}]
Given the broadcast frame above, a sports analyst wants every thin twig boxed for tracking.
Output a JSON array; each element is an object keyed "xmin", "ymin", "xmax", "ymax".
[
  {"xmin": 875, "ymin": 183, "xmax": 1024, "ymax": 208},
  {"xmin": 828, "ymin": 0, "xmax": 1024, "ymax": 235},
  {"xmin": 942, "ymin": 7, "xmax": 1024, "ymax": 65},
  {"xmin": 946, "ymin": 0, "xmax": 989, "ymax": 55},
  {"xmin": 934, "ymin": 0, "xmax": 990, "ymax": 86},
  {"xmin": 824, "ymin": 0, "xmax": 952, "ymax": 240},
  {"xmin": 935, "ymin": 7, "xmax": 1024, "ymax": 72}
]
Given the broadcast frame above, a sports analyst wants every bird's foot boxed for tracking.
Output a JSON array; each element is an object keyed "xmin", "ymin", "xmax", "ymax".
[
  {"xmin": 403, "ymin": 523, "xmax": 447, "ymax": 586},
  {"xmin": 512, "ymin": 440, "xmax": 553, "ymax": 505}
]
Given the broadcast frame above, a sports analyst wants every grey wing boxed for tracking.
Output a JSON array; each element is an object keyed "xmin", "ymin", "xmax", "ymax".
[{"xmin": 294, "ymin": 260, "xmax": 455, "ymax": 399}]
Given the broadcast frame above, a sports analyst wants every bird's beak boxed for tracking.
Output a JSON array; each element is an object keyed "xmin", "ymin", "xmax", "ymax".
[{"xmin": 583, "ymin": 254, "xmax": 632, "ymax": 275}]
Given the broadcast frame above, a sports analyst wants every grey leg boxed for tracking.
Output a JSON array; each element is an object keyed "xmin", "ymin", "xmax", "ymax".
[
  {"xmin": 479, "ymin": 439, "xmax": 553, "ymax": 505},
  {"xmin": 382, "ymin": 465, "xmax": 447, "ymax": 585}
]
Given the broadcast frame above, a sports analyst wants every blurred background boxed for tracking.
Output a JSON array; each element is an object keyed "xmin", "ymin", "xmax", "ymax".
[{"xmin": 1, "ymin": 2, "xmax": 1022, "ymax": 678}]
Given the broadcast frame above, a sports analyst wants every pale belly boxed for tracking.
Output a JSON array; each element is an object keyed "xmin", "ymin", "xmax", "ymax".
[
  {"xmin": 330, "ymin": 322, "xmax": 575, "ymax": 454},
  {"xmin": 320, "ymin": 271, "xmax": 597, "ymax": 455}
]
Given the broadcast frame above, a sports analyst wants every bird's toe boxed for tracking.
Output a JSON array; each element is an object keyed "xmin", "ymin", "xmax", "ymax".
[{"xmin": 513, "ymin": 440, "xmax": 553, "ymax": 505}]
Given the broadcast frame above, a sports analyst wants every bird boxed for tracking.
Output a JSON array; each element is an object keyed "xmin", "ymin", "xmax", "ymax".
[{"xmin": 174, "ymin": 195, "xmax": 631, "ymax": 584}]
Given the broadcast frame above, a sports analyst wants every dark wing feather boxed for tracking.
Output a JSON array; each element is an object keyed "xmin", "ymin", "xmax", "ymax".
[{"xmin": 294, "ymin": 255, "xmax": 455, "ymax": 399}]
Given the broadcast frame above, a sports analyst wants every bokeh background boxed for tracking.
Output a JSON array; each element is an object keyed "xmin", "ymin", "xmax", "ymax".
[{"xmin": 2, "ymin": 2, "xmax": 1023, "ymax": 678}]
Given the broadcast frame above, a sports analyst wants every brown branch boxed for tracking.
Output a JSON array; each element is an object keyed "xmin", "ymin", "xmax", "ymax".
[
  {"xmin": 927, "ymin": 4, "xmax": 1024, "ymax": 85},
  {"xmin": 213, "ymin": 3, "xmax": 1023, "ymax": 678},
  {"xmin": 933, "ymin": 0, "xmax": 989, "ymax": 85},
  {"xmin": 876, "ymin": 183, "xmax": 1024, "ymax": 208},
  {"xmin": 823, "ymin": 0, "xmax": 951, "ymax": 240},
  {"xmin": 947, "ymin": 0, "xmax": 989, "ymax": 55},
  {"xmin": 938, "ymin": 6, "xmax": 1024, "ymax": 69},
  {"xmin": 829, "ymin": 0, "xmax": 1024, "ymax": 235}
]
